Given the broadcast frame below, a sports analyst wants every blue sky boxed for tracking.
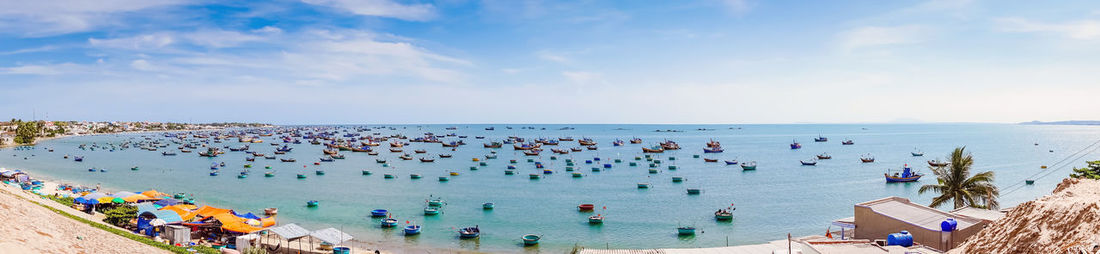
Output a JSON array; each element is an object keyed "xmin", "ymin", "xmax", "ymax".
[{"xmin": 1, "ymin": 0, "xmax": 1099, "ymax": 124}]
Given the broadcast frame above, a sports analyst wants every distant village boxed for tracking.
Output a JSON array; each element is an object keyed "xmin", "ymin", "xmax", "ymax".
[{"xmin": 0, "ymin": 120, "xmax": 270, "ymax": 145}]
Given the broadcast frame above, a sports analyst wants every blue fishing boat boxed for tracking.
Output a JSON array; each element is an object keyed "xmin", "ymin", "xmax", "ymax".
[
  {"xmin": 423, "ymin": 207, "xmax": 440, "ymax": 215},
  {"xmin": 370, "ymin": 209, "xmax": 388, "ymax": 217},
  {"xmin": 381, "ymin": 218, "xmax": 398, "ymax": 228},
  {"xmin": 74, "ymin": 156, "xmax": 84, "ymax": 162},
  {"xmin": 885, "ymin": 165, "xmax": 923, "ymax": 183},
  {"xmin": 306, "ymin": 200, "xmax": 319, "ymax": 207},
  {"xmin": 404, "ymin": 225, "xmax": 421, "ymax": 235},
  {"xmin": 427, "ymin": 198, "xmax": 444, "ymax": 207},
  {"xmin": 703, "ymin": 147, "xmax": 723, "ymax": 153},
  {"xmin": 724, "ymin": 160, "xmax": 738, "ymax": 165},
  {"xmin": 522, "ymin": 234, "xmax": 541, "ymax": 246},
  {"xmin": 678, "ymin": 226, "xmax": 696, "ymax": 235},
  {"xmin": 483, "ymin": 202, "xmax": 495, "ymax": 210},
  {"xmin": 814, "ymin": 136, "xmax": 828, "ymax": 142},
  {"xmin": 790, "ymin": 140, "xmax": 801, "ymax": 149},
  {"xmin": 800, "ymin": 159, "xmax": 817, "ymax": 166},
  {"xmin": 458, "ymin": 226, "xmax": 480, "ymax": 239},
  {"xmin": 210, "ymin": 171, "xmax": 219, "ymax": 176}
]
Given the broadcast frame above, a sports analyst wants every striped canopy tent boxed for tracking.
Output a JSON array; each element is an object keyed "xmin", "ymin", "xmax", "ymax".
[
  {"xmin": 139, "ymin": 210, "xmax": 183, "ymax": 224},
  {"xmin": 80, "ymin": 192, "xmax": 110, "ymax": 200},
  {"xmin": 136, "ymin": 203, "xmax": 161, "ymax": 215}
]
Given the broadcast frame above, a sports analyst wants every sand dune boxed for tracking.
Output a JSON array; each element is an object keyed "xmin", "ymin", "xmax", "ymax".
[
  {"xmin": 0, "ymin": 184, "xmax": 168, "ymax": 254},
  {"xmin": 950, "ymin": 178, "xmax": 1100, "ymax": 253}
]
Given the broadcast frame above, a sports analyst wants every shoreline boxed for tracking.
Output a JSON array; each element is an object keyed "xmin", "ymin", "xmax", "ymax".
[{"xmin": 0, "ymin": 156, "xmax": 485, "ymax": 254}]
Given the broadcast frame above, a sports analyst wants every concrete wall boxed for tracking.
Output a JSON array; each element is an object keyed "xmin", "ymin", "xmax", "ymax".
[{"xmin": 854, "ymin": 204, "xmax": 987, "ymax": 251}]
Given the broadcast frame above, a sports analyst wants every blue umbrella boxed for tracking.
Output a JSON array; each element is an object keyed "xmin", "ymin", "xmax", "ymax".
[{"xmin": 153, "ymin": 199, "xmax": 179, "ymax": 207}]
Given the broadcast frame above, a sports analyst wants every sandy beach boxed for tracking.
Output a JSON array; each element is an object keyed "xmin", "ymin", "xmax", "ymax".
[{"xmin": 0, "ymin": 182, "xmax": 169, "ymax": 254}]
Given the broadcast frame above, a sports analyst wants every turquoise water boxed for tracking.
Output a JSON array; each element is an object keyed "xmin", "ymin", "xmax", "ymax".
[{"xmin": 1, "ymin": 124, "xmax": 1097, "ymax": 253}]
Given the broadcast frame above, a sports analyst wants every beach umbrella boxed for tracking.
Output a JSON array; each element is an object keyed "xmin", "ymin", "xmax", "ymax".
[
  {"xmin": 97, "ymin": 196, "xmax": 116, "ymax": 203},
  {"xmin": 111, "ymin": 197, "xmax": 126, "ymax": 204},
  {"xmin": 154, "ymin": 199, "xmax": 179, "ymax": 207}
]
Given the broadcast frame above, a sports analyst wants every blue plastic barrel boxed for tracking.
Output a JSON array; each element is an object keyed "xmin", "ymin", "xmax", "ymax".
[
  {"xmin": 941, "ymin": 218, "xmax": 957, "ymax": 232},
  {"xmin": 333, "ymin": 246, "xmax": 351, "ymax": 254},
  {"xmin": 886, "ymin": 230, "xmax": 913, "ymax": 247}
]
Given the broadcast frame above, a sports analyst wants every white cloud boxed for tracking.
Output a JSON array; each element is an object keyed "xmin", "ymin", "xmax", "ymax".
[
  {"xmin": 88, "ymin": 29, "xmax": 268, "ymax": 50},
  {"xmin": 0, "ymin": 0, "xmax": 188, "ymax": 36},
  {"xmin": 301, "ymin": 0, "xmax": 435, "ymax": 21},
  {"xmin": 996, "ymin": 18, "xmax": 1100, "ymax": 40},
  {"xmin": 89, "ymin": 34, "xmax": 175, "ymax": 50},
  {"xmin": 562, "ymin": 71, "xmax": 601, "ymax": 84},
  {"xmin": 838, "ymin": 25, "xmax": 929, "ymax": 52},
  {"xmin": 720, "ymin": 0, "xmax": 751, "ymax": 14},
  {"xmin": 253, "ymin": 26, "xmax": 283, "ymax": 34},
  {"xmin": 0, "ymin": 63, "xmax": 87, "ymax": 75},
  {"xmin": 130, "ymin": 59, "xmax": 154, "ymax": 71},
  {"xmin": 536, "ymin": 50, "xmax": 570, "ymax": 63}
]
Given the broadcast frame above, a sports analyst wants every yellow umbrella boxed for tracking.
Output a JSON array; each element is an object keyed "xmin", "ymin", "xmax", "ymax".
[{"xmin": 97, "ymin": 196, "xmax": 116, "ymax": 203}]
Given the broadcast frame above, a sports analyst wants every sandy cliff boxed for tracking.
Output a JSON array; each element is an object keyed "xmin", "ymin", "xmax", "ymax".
[{"xmin": 950, "ymin": 178, "xmax": 1100, "ymax": 253}]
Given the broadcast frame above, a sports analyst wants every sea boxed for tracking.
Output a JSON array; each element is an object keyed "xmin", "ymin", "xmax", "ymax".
[{"xmin": 1, "ymin": 123, "xmax": 1097, "ymax": 253}]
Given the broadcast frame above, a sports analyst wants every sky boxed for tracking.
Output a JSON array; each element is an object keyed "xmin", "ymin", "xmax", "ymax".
[{"xmin": 1, "ymin": 0, "xmax": 1100, "ymax": 124}]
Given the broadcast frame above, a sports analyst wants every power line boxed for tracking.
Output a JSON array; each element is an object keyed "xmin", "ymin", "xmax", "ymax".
[{"xmin": 1001, "ymin": 138, "xmax": 1100, "ymax": 196}]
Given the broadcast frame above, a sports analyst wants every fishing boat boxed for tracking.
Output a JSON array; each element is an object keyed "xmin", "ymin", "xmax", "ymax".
[
  {"xmin": 570, "ymin": 147, "xmax": 583, "ymax": 152},
  {"xmin": 703, "ymin": 158, "xmax": 718, "ymax": 163},
  {"xmin": 660, "ymin": 140, "xmax": 681, "ymax": 150},
  {"xmin": 578, "ymin": 204, "xmax": 595, "ymax": 211},
  {"xmin": 74, "ymin": 156, "xmax": 84, "ymax": 162},
  {"xmin": 911, "ymin": 150, "xmax": 924, "ymax": 156},
  {"xmin": 814, "ymin": 136, "xmax": 828, "ymax": 142},
  {"xmin": 209, "ymin": 171, "xmax": 219, "ymax": 176},
  {"xmin": 522, "ymin": 234, "xmax": 541, "ymax": 246},
  {"xmin": 319, "ymin": 156, "xmax": 334, "ymax": 162},
  {"xmin": 438, "ymin": 154, "xmax": 452, "ymax": 158},
  {"xmin": 741, "ymin": 161, "xmax": 757, "ymax": 170},
  {"xmin": 404, "ymin": 225, "xmax": 421, "ymax": 235},
  {"xmin": 331, "ymin": 154, "xmax": 345, "ymax": 159},
  {"xmin": 410, "ymin": 174, "xmax": 422, "ymax": 179},
  {"xmin": 586, "ymin": 145, "xmax": 598, "ymax": 150},
  {"xmin": 842, "ymin": 139, "xmax": 854, "ymax": 145},
  {"xmin": 588, "ymin": 214, "xmax": 604, "ymax": 224},
  {"xmin": 381, "ymin": 218, "xmax": 398, "ymax": 228},
  {"xmin": 281, "ymin": 158, "xmax": 296, "ymax": 162},
  {"xmin": 376, "ymin": 158, "xmax": 387, "ymax": 163},
  {"xmin": 687, "ymin": 188, "xmax": 702, "ymax": 195},
  {"xmin": 370, "ymin": 209, "xmax": 388, "ymax": 217},
  {"xmin": 438, "ymin": 176, "xmax": 449, "ymax": 181},
  {"xmin": 677, "ymin": 226, "xmax": 696, "ymax": 236},
  {"xmin": 162, "ymin": 151, "xmax": 177, "ymax": 156},
  {"xmin": 265, "ymin": 172, "xmax": 275, "ymax": 177},
  {"xmin": 800, "ymin": 159, "xmax": 817, "ymax": 166},
  {"xmin": 789, "ymin": 140, "xmax": 802, "ymax": 149},
  {"xmin": 642, "ymin": 146, "xmax": 665, "ymax": 153},
  {"xmin": 817, "ymin": 153, "xmax": 832, "ymax": 160},
  {"xmin": 715, "ymin": 208, "xmax": 734, "ymax": 221},
  {"xmin": 390, "ymin": 148, "xmax": 403, "ymax": 153},
  {"xmin": 928, "ymin": 159, "xmax": 949, "ymax": 167},
  {"xmin": 458, "ymin": 226, "xmax": 480, "ymax": 239},
  {"xmin": 523, "ymin": 150, "xmax": 540, "ymax": 156},
  {"xmin": 484, "ymin": 142, "xmax": 503, "ymax": 148},
  {"xmin": 306, "ymin": 200, "xmax": 319, "ymax": 207},
  {"xmin": 703, "ymin": 147, "xmax": 723, "ymax": 153},
  {"xmin": 423, "ymin": 207, "xmax": 440, "ymax": 216},
  {"xmin": 400, "ymin": 155, "xmax": 413, "ymax": 160},
  {"xmin": 885, "ymin": 165, "xmax": 923, "ymax": 183},
  {"xmin": 419, "ymin": 158, "xmax": 435, "ymax": 162},
  {"xmin": 578, "ymin": 138, "xmax": 597, "ymax": 146},
  {"xmin": 637, "ymin": 182, "xmax": 651, "ymax": 188},
  {"xmin": 297, "ymin": 174, "xmax": 306, "ymax": 179},
  {"xmin": 860, "ymin": 154, "xmax": 875, "ymax": 163},
  {"xmin": 529, "ymin": 173, "xmax": 540, "ymax": 179},
  {"xmin": 414, "ymin": 149, "xmax": 427, "ymax": 154},
  {"xmin": 612, "ymin": 139, "xmax": 624, "ymax": 146},
  {"xmin": 483, "ymin": 202, "xmax": 495, "ymax": 210},
  {"xmin": 629, "ymin": 137, "xmax": 642, "ymax": 144}
]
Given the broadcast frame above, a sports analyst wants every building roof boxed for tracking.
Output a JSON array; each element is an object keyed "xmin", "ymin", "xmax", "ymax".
[
  {"xmin": 856, "ymin": 197, "xmax": 982, "ymax": 231},
  {"xmin": 950, "ymin": 207, "xmax": 1006, "ymax": 222}
]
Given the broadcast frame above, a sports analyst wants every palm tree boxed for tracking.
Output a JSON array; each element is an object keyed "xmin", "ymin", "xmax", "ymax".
[{"xmin": 919, "ymin": 147, "xmax": 1000, "ymax": 210}]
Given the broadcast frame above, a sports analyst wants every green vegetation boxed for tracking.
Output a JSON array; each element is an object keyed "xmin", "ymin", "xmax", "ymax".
[
  {"xmin": 1070, "ymin": 160, "xmax": 1100, "ymax": 180},
  {"xmin": 13, "ymin": 120, "xmax": 41, "ymax": 144},
  {"xmin": 919, "ymin": 147, "xmax": 1000, "ymax": 210},
  {"xmin": 103, "ymin": 205, "xmax": 138, "ymax": 227},
  {"xmin": 46, "ymin": 195, "xmax": 75, "ymax": 206}
]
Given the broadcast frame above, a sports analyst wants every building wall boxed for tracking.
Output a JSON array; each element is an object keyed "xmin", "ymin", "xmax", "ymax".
[{"xmin": 853, "ymin": 205, "xmax": 986, "ymax": 251}]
